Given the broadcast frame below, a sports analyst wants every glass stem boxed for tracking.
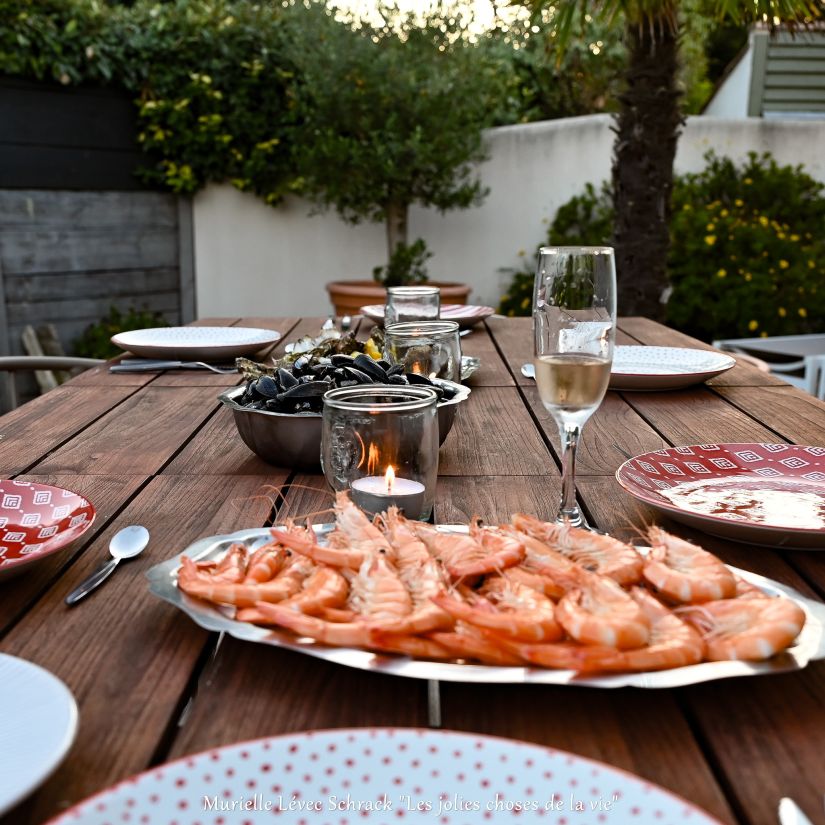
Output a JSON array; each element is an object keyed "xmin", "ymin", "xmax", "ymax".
[{"xmin": 557, "ymin": 421, "xmax": 582, "ymax": 526}]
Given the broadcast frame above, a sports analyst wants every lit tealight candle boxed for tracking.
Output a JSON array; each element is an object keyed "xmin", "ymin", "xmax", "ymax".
[{"xmin": 350, "ymin": 465, "xmax": 426, "ymax": 518}]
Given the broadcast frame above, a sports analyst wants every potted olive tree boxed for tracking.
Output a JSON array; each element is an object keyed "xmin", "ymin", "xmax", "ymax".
[{"xmin": 286, "ymin": 4, "xmax": 512, "ymax": 315}]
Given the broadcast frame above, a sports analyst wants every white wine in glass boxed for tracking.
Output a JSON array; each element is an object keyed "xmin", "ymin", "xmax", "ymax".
[{"xmin": 533, "ymin": 247, "xmax": 616, "ymax": 526}]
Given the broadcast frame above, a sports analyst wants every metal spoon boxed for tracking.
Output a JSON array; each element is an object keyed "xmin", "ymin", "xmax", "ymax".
[
  {"xmin": 521, "ymin": 363, "xmax": 535, "ymax": 379},
  {"xmin": 65, "ymin": 525, "xmax": 150, "ymax": 606}
]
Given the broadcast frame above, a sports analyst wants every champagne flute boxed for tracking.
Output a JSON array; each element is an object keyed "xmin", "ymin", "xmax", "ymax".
[{"xmin": 533, "ymin": 246, "xmax": 616, "ymax": 527}]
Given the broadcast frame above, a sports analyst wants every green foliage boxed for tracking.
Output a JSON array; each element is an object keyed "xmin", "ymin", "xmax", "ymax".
[
  {"xmin": 498, "ymin": 153, "xmax": 825, "ymax": 339},
  {"xmin": 285, "ymin": 5, "xmax": 512, "ymax": 227},
  {"xmin": 372, "ymin": 239, "xmax": 432, "ymax": 287},
  {"xmin": 73, "ymin": 306, "xmax": 169, "ymax": 360}
]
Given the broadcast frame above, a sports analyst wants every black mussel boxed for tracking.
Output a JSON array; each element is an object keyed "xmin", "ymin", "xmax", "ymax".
[
  {"xmin": 387, "ymin": 374, "xmax": 409, "ymax": 385},
  {"xmin": 264, "ymin": 398, "xmax": 287, "ymax": 412},
  {"xmin": 309, "ymin": 363, "xmax": 330, "ymax": 377},
  {"xmin": 277, "ymin": 380, "xmax": 331, "ymax": 401},
  {"xmin": 406, "ymin": 371, "xmax": 435, "ymax": 386},
  {"xmin": 386, "ymin": 364, "xmax": 405, "ymax": 377},
  {"xmin": 298, "ymin": 374, "xmax": 318, "ymax": 384},
  {"xmin": 250, "ymin": 400, "xmax": 268, "ymax": 410},
  {"xmin": 342, "ymin": 366, "xmax": 374, "ymax": 384},
  {"xmin": 378, "ymin": 359, "xmax": 391, "ymax": 370},
  {"xmin": 293, "ymin": 355, "xmax": 311, "ymax": 374},
  {"xmin": 278, "ymin": 368, "xmax": 299, "ymax": 389},
  {"xmin": 439, "ymin": 385, "xmax": 456, "ymax": 400},
  {"xmin": 353, "ymin": 354, "xmax": 388, "ymax": 382},
  {"xmin": 331, "ymin": 354, "xmax": 356, "ymax": 367},
  {"xmin": 338, "ymin": 379, "xmax": 358, "ymax": 387},
  {"xmin": 256, "ymin": 375, "xmax": 281, "ymax": 399}
]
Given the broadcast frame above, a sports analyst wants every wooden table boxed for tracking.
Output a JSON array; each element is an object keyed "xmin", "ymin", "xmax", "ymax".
[{"xmin": 1, "ymin": 316, "xmax": 824, "ymax": 825}]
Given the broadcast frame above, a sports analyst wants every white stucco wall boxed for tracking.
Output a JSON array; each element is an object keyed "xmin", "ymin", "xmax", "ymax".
[{"xmin": 193, "ymin": 115, "xmax": 825, "ymax": 317}]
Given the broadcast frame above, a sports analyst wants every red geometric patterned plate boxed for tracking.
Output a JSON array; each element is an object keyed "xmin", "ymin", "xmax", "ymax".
[
  {"xmin": 44, "ymin": 728, "xmax": 723, "ymax": 825},
  {"xmin": 0, "ymin": 480, "xmax": 96, "ymax": 580},
  {"xmin": 617, "ymin": 443, "xmax": 825, "ymax": 549}
]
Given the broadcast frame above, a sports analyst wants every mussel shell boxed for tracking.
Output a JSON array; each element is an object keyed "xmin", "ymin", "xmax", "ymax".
[
  {"xmin": 331, "ymin": 354, "xmax": 356, "ymax": 367},
  {"xmin": 277, "ymin": 380, "xmax": 331, "ymax": 401},
  {"xmin": 386, "ymin": 364, "xmax": 405, "ymax": 377},
  {"xmin": 378, "ymin": 359, "xmax": 391, "ymax": 370},
  {"xmin": 278, "ymin": 368, "xmax": 299, "ymax": 389},
  {"xmin": 256, "ymin": 375, "xmax": 281, "ymax": 399},
  {"xmin": 406, "ymin": 372, "xmax": 435, "ymax": 386},
  {"xmin": 342, "ymin": 366, "xmax": 374, "ymax": 384},
  {"xmin": 387, "ymin": 374, "xmax": 409, "ymax": 385},
  {"xmin": 293, "ymin": 355, "xmax": 311, "ymax": 374},
  {"xmin": 353, "ymin": 354, "xmax": 388, "ymax": 382}
]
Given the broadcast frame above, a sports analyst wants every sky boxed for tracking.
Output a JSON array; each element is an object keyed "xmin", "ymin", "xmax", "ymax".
[{"xmin": 327, "ymin": 0, "xmax": 525, "ymax": 31}]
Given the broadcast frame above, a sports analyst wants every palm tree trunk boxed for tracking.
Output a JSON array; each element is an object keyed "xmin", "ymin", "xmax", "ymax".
[{"xmin": 612, "ymin": 16, "xmax": 683, "ymax": 320}]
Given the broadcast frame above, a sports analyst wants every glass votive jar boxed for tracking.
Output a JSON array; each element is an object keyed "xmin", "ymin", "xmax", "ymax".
[
  {"xmin": 383, "ymin": 320, "xmax": 461, "ymax": 383},
  {"xmin": 385, "ymin": 286, "xmax": 441, "ymax": 326},
  {"xmin": 321, "ymin": 385, "xmax": 439, "ymax": 520}
]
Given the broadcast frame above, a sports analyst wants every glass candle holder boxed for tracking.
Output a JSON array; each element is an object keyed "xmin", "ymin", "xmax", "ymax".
[
  {"xmin": 321, "ymin": 385, "xmax": 439, "ymax": 520},
  {"xmin": 385, "ymin": 286, "xmax": 441, "ymax": 326},
  {"xmin": 383, "ymin": 320, "xmax": 461, "ymax": 383}
]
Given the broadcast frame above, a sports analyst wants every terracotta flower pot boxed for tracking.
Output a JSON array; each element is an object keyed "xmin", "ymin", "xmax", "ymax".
[{"xmin": 326, "ymin": 280, "xmax": 472, "ymax": 317}]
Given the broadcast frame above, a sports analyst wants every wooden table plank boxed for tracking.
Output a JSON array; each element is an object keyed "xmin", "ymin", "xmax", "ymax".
[
  {"xmin": 0, "ymin": 474, "xmax": 148, "ymax": 636},
  {"xmin": 524, "ymin": 388, "xmax": 669, "ymax": 476},
  {"xmin": 714, "ymin": 385, "xmax": 825, "ymax": 444},
  {"xmin": 621, "ymin": 388, "xmax": 782, "ymax": 446},
  {"xmin": 437, "ymin": 387, "xmax": 558, "ymax": 477},
  {"xmin": 618, "ymin": 316, "xmax": 789, "ymax": 387},
  {"xmin": 0, "ymin": 385, "xmax": 137, "ymax": 476},
  {"xmin": 458, "ymin": 325, "xmax": 515, "ymax": 387},
  {"xmin": 434, "ymin": 476, "xmax": 735, "ymax": 825},
  {"xmin": 166, "ymin": 480, "xmax": 427, "ymax": 760},
  {"xmin": 30, "ymin": 387, "xmax": 221, "ymax": 475},
  {"xmin": 0, "ymin": 474, "xmax": 273, "ymax": 825}
]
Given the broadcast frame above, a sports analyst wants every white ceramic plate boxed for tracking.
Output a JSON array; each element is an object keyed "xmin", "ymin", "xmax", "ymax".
[
  {"xmin": 111, "ymin": 327, "xmax": 281, "ymax": 361},
  {"xmin": 147, "ymin": 526, "xmax": 825, "ymax": 688},
  {"xmin": 45, "ymin": 728, "xmax": 722, "ymax": 825},
  {"xmin": 610, "ymin": 346, "xmax": 735, "ymax": 390},
  {"xmin": 0, "ymin": 654, "xmax": 78, "ymax": 815},
  {"xmin": 361, "ymin": 304, "xmax": 495, "ymax": 330}
]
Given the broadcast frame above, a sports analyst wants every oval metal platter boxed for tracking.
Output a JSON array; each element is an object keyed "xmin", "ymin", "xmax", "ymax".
[{"xmin": 146, "ymin": 524, "xmax": 825, "ymax": 689}]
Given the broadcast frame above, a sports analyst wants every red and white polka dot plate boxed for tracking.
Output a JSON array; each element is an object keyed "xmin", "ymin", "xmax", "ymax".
[
  {"xmin": 617, "ymin": 443, "xmax": 825, "ymax": 549},
  {"xmin": 0, "ymin": 480, "xmax": 96, "ymax": 580},
  {"xmin": 44, "ymin": 729, "xmax": 722, "ymax": 825}
]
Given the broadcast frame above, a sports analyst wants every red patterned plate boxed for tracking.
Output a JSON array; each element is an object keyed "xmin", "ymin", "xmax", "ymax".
[
  {"xmin": 617, "ymin": 443, "xmax": 825, "ymax": 549},
  {"xmin": 44, "ymin": 728, "xmax": 723, "ymax": 825},
  {"xmin": 0, "ymin": 480, "xmax": 96, "ymax": 580}
]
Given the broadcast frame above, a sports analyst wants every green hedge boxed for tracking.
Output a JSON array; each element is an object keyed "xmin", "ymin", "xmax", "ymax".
[{"xmin": 499, "ymin": 153, "xmax": 825, "ymax": 340}]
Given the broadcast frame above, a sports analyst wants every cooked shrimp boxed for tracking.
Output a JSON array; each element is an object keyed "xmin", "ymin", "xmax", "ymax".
[
  {"xmin": 643, "ymin": 527, "xmax": 736, "ymax": 603},
  {"xmin": 274, "ymin": 522, "xmax": 367, "ymax": 570},
  {"xmin": 413, "ymin": 521, "xmax": 523, "ymax": 579},
  {"xmin": 333, "ymin": 490, "xmax": 394, "ymax": 556},
  {"xmin": 553, "ymin": 566, "xmax": 649, "ymax": 649},
  {"xmin": 432, "ymin": 578, "xmax": 562, "ymax": 642},
  {"xmin": 679, "ymin": 596, "xmax": 806, "ymax": 661},
  {"xmin": 501, "ymin": 527, "xmax": 579, "ymax": 599},
  {"xmin": 369, "ymin": 632, "xmax": 455, "ymax": 660},
  {"xmin": 209, "ymin": 543, "xmax": 248, "ymax": 583},
  {"xmin": 430, "ymin": 622, "xmax": 525, "ymax": 666},
  {"xmin": 512, "ymin": 514, "xmax": 643, "ymax": 585},
  {"xmin": 524, "ymin": 588, "xmax": 705, "ymax": 673},
  {"xmin": 177, "ymin": 554, "xmax": 312, "ymax": 607},
  {"xmin": 243, "ymin": 542, "xmax": 288, "ymax": 583}
]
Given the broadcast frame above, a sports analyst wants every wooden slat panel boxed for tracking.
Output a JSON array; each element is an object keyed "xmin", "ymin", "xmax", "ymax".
[
  {"xmin": 763, "ymin": 87, "xmax": 825, "ymax": 101},
  {"xmin": 0, "ymin": 475, "xmax": 273, "ymax": 825},
  {"xmin": 765, "ymin": 73, "xmax": 825, "ymax": 87},
  {"xmin": 0, "ymin": 226, "xmax": 178, "ymax": 275},
  {"xmin": 31, "ymin": 387, "xmax": 220, "ymax": 475},
  {"xmin": 438, "ymin": 387, "xmax": 557, "ymax": 477},
  {"xmin": 0, "ymin": 474, "xmax": 148, "ymax": 635},
  {"xmin": 768, "ymin": 47, "xmax": 825, "ymax": 60},
  {"xmin": 523, "ymin": 388, "xmax": 669, "ymax": 476},
  {"xmin": 0, "ymin": 190, "xmax": 176, "ymax": 227},
  {"xmin": 7, "ymin": 291, "xmax": 180, "ymax": 324},
  {"xmin": 617, "ymin": 317, "xmax": 788, "ymax": 387},
  {"xmin": 434, "ymin": 477, "xmax": 735, "ymax": 825},
  {"xmin": 763, "ymin": 101, "xmax": 825, "ymax": 111},
  {"xmin": 0, "ymin": 385, "xmax": 137, "ymax": 475},
  {"xmin": 2, "ymin": 268, "xmax": 179, "ymax": 301}
]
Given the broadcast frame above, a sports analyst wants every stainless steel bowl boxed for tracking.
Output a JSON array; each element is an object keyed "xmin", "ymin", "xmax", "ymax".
[{"xmin": 219, "ymin": 378, "xmax": 470, "ymax": 469}]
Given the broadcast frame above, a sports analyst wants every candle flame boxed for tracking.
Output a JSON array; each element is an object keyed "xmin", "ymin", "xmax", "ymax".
[
  {"xmin": 385, "ymin": 465, "xmax": 395, "ymax": 494},
  {"xmin": 367, "ymin": 443, "xmax": 380, "ymax": 475}
]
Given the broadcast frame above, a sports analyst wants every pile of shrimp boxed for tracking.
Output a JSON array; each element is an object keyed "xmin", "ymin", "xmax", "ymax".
[{"xmin": 176, "ymin": 492, "xmax": 806, "ymax": 673}]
